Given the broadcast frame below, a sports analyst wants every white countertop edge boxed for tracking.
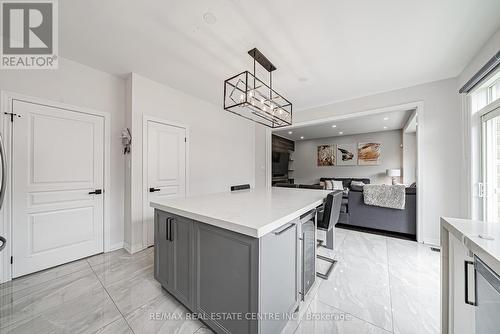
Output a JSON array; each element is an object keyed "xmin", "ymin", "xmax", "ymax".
[
  {"xmin": 441, "ymin": 217, "xmax": 500, "ymax": 275},
  {"xmin": 151, "ymin": 198, "xmax": 324, "ymax": 238}
]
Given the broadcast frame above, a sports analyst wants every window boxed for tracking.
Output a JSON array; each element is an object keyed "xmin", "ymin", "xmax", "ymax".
[
  {"xmin": 489, "ymin": 78, "xmax": 499, "ymax": 103},
  {"xmin": 472, "ymin": 72, "xmax": 500, "ymax": 112}
]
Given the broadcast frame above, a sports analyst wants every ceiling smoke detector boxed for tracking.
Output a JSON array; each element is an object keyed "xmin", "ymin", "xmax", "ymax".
[{"xmin": 203, "ymin": 12, "xmax": 217, "ymax": 24}]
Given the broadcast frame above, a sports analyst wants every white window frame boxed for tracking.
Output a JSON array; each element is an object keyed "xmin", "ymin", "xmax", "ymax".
[{"xmin": 466, "ymin": 68, "xmax": 500, "ymax": 221}]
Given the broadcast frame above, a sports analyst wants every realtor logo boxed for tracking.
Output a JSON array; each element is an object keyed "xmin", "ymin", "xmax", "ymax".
[{"xmin": 1, "ymin": 0, "xmax": 58, "ymax": 69}]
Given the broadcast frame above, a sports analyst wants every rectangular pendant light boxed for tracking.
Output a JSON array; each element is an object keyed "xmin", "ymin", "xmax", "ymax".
[{"xmin": 223, "ymin": 48, "xmax": 293, "ymax": 128}]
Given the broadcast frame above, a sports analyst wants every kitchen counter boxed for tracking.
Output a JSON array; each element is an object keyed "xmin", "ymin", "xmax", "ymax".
[
  {"xmin": 441, "ymin": 217, "xmax": 500, "ymax": 334},
  {"xmin": 441, "ymin": 217, "xmax": 500, "ymax": 274},
  {"xmin": 150, "ymin": 187, "xmax": 330, "ymax": 238}
]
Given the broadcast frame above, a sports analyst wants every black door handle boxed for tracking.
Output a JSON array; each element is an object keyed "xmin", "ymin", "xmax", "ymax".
[
  {"xmin": 89, "ymin": 189, "xmax": 102, "ymax": 195},
  {"xmin": 149, "ymin": 187, "xmax": 160, "ymax": 193}
]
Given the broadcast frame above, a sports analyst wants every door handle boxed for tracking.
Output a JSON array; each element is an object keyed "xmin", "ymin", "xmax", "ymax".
[
  {"xmin": 464, "ymin": 260, "xmax": 476, "ymax": 306},
  {"xmin": 88, "ymin": 189, "xmax": 102, "ymax": 195},
  {"xmin": 0, "ymin": 236, "xmax": 5, "ymax": 252},
  {"xmin": 274, "ymin": 223, "xmax": 296, "ymax": 235},
  {"xmin": 149, "ymin": 187, "xmax": 160, "ymax": 193},
  {"xmin": 0, "ymin": 134, "xmax": 7, "ymax": 211}
]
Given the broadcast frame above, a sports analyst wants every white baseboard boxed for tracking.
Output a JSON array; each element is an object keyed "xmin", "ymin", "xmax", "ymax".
[
  {"xmin": 123, "ymin": 242, "xmax": 145, "ymax": 254},
  {"xmin": 423, "ymin": 238, "xmax": 440, "ymax": 247},
  {"xmin": 107, "ymin": 242, "xmax": 124, "ymax": 252},
  {"xmin": 123, "ymin": 241, "xmax": 132, "ymax": 254}
]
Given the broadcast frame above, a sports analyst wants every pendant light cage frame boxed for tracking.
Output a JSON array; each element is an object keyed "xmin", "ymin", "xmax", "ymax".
[{"xmin": 223, "ymin": 49, "xmax": 293, "ymax": 128}]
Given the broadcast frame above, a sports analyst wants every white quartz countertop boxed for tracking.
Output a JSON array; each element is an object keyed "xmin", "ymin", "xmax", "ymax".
[
  {"xmin": 442, "ymin": 217, "xmax": 500, "ymax": 274},
  {"xmin": 151, "ymin": 188, "xmax": 331, "ymax": 238}
]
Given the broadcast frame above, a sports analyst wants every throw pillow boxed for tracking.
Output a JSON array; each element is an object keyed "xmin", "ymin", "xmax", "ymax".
[
  {"xmin": 325, "ymin": 180, "xmax": 333, "ymax": 190},
  {"xmin": 332, "ymin": 180, "xmax": 343, "ymax": 190},
  {"xmin": 350, "ymin": 180, "xmax": 365, "ymax": 187}
]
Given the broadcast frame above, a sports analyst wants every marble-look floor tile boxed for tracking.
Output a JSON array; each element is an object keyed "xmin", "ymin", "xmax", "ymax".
[
  {"xmin": 1, "ymin": 274, "xmax": 121, "ymax": 334},
  {"xmin": 0, "ymin": 267, "xmax": 98, "ymax": 328},
  {"xmin": 86, "ymin": 247, "xmax": 153, "ymax": 269},
  {"xmin": 294, "ymin": 298, "xmax": 391, "ymax": 334},
  {"xmin": 125, "ymin": 293, "xmax": 203, "ymax": 334},
  {"xmin": 0, "ymin": 258, "xmax": 91, "ymax": 296},
  {"xmin": 387, "ymin": 239, "xmax": 440, "ymax": 334},
  {"xmin": 194, "ymin": 327, "xmax": 214, "ymax": 334},
  {"xmin": 105, "ymin": 267, "xmax": 164, "ymax": 315},
  {"xmin": 317, "ymin": 231, "xmax": 393, "ymax": 331},
  {"xmin": 91, "ymin": 249, "xmax": 154, "ymax": 286},
  {"xmin": 94, "ymin": 318, "xmax": 134, "ymax": 334}
]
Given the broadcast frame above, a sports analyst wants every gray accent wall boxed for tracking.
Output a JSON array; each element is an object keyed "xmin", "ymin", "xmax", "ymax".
[{"xmin": 292, "ymin": 130, "xmax": 403, "ymax": 185}]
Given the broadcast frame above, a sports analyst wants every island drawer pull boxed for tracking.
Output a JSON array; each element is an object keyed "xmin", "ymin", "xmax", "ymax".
[
  {"xmin": 464, "ymin": 260, "xmax": 476, "ymax": 306},
  {"xmin": 165, "ymin": 218, "xmax": 171, "ymax": 241},
  {"xmin": 274, "ymin": 223, "xmax": 295, "ymax": 235},
  {"xmin": 169, "ymin": 218, "xmax": 174, "ymax": 242}
]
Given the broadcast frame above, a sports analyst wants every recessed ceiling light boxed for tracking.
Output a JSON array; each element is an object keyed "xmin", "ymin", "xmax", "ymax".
[
  {"xmin": 339, "ymin": 131, "xmax": 343, "ymax": 135},
  {"xmin": 288, "ymin": 131, "xmax": 293, "ymax": 134},
  {"xmin": 383, "ymin": 117, "xmax": 389, "ymax": 121},
  {"xmin": 203, "ymin": 12, "xmax": 217, "ymax": 24},
  {"xmin": 383, "ymin": 126, "xmax": 388, "ymax": 129},
  {"xmin": 331, "ymin": 125, "xmax": 337, "ymax": 128},
  {"xmin": 300, "ymin": 136, "xmax": 304, "ymax": 139}
]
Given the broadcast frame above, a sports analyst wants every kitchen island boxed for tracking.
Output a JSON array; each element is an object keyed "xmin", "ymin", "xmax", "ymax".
[
  {"xmin": 441, "ymin": 217, "xmax": 500, "ymax": 334},
  {"xmin": 150, "ymin": 187, "xmax": 330, "ymax": 334}
]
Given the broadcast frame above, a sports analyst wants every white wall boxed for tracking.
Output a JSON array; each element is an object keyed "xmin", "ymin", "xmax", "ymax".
[
  {"xmin": 458, "ymin": 29, "xmax": 500, "ymax": 89},
  {"xmin": 402, "ymin": 132, "xmax": 417, "ymax": 184},
  {"xmin": 270, "ymin": 78, "xmax": 461, "ymax": 245},
  {"xmin": 0, "ymin": 57, "xmax": 126, "ymax": 250},
  {"xmin": 125, "ymin": 73, "xmax": 255, "ymax": 252},
  {"xmin": 293, "ymin": 130, "xmax": 402, "ymax": 185}
]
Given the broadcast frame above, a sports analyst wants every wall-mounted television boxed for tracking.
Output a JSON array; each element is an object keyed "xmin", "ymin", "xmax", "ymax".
[{"xmin": 272, "ymin": 151, "xmax": 289, "ymax": 176}]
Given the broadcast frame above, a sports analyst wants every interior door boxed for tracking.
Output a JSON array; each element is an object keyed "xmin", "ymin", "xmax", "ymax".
[
  {"xmin": 12, "ymin": 100, "xmax": 104, "ymax": 278},
  {"xmin": 144, "ymin": 120, "xmax": 186, "ymax": 247}
]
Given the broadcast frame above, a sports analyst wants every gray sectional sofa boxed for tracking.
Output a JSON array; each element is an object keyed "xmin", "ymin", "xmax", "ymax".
[
  {"xmin": 347, "ymin": 185, "xmax": 416, "ymax": 236},
  {"xmin": 320, "ymin": 177, "xmax": 417, "ymax": 238}
]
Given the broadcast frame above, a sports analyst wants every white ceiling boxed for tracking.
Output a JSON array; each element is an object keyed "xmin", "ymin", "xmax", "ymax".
[
  {"xmin": 273, "ymin": 109, "xmax": 414, "ymax": 141},
  {"xmin": 60, "ymin": 0, "xmax": 500, "ymax": 111}
]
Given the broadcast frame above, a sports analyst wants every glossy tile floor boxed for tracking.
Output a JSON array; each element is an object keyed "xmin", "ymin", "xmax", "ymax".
[
  {"xmin": 295, "ymin": 228, "xmax": 441, "ymax": 334},
  {"xmin": 0, "ymin": 228, "xmax": 440, "ymax": 334}
]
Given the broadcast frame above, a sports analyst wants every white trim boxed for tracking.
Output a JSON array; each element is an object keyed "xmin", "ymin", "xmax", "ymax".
[
  {"xmin": 142, "ymin": 115, "xmax": 190, "ymax": 249},
  {"xmin": 267, "ymin": 101, "xmax": 426, "ymax": 243},
  {"xmin": 280, "ymin": 102, "xmax": 419, "ymax": 130},
  {"xmin": 415, "ymin": 101, "xmax": 424, "ymax": 243},
  {"xmin": 402, "ymin": 109, "xmax": 418, "ymax": 133},
  {"xmin": 0, "ymin": 90, "xmax": 112, "ymax": 283},
  {"xmin": 108, "ymin": 242, "xmax": 124, "ymax": 252},
  {"xmin": 265, "ymin": 128, "xmax": 272, "ymax": 188}
]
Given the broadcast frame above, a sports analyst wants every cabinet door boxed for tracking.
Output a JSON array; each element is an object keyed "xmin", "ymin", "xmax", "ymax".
[
  {"xmin": 171, "ymin": 216, "xmax": 194, "ymax": 308},
  {"xmin": 260, "ymin": 218, "xmax": 299, "ymax": 334},
  {"xmin": 154, "ymin": 210, "xmax": 173, "ymax": 290},
  {"xmin": 449, "ymin": 234, "xmax": 475, "ymax": 334},
  {"xmin": 194, "ymin": 222, "xmax": 259, "ymax": 334}
]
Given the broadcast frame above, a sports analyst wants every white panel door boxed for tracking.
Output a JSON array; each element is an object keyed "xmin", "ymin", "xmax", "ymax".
[
  {"xmin": 144, "ymin": 120, "xmax": 186, "ymax": 247},
  {"xmin": 12, "ymin": 100, "xmax": 104, "ymax": 277}
]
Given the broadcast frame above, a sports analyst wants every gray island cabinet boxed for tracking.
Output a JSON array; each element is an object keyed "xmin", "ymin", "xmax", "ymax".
[{"xmin": 151, "ymin": 188, "xmax": 329, "ymax": 334}]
